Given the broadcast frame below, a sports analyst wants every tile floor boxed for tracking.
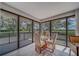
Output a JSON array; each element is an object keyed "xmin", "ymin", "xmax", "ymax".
[{"xmin": 4, "ymin": 43, "xmax": 76, "ymax": 56}]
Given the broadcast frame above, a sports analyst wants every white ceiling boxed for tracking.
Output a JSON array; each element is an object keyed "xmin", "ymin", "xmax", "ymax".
[{"xmin": 5, "ymin": 2, "xmax": 79, "ymax": 19}]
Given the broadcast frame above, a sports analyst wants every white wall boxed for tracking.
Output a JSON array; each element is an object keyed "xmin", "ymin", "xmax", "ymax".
[
  {"xmin": 0, "ymin": 3, "xmax": 1, "ymax": 8},
  {"xmin": 0, "ymin": 3, "xmax": 1, "ymax": 17},
  {"xmin": 0, "ymin": 2, "xmax": 39, "ymax": 22}
]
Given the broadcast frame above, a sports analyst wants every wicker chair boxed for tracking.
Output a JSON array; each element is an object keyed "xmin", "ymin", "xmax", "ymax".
[
  {"xmin": 34, "ymin": 31, "xmax": 47, "ymax": 54},
  {"xmin": 46, "ymin": 32, "xmax": 58, "ymax": 53}
]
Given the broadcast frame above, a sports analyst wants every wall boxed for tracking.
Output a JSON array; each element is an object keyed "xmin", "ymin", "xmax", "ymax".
[{"xmin": 0, "ymin": 2, "xmax": 1, "ymax": 8}]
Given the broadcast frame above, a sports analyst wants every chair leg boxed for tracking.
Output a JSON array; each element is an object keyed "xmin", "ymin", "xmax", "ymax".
[{"xmin": 69, "ymin": 49, "xmax": 71, "ymax": 56}]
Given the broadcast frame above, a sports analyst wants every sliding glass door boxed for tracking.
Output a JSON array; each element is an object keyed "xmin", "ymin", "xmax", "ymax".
[
  {"xmin": 19, "ymin": 17, "xmax": 32, "ymax": 47},
  {"xmin": 0, "ymin": 10, "xmax": 18, "ymax": 55},
  {"xmin": 51, "ymin": 19, "xmax": 66, "ymax": 46}
]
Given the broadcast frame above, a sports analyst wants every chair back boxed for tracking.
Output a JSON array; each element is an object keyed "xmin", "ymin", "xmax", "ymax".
[
  {"xmin": 45, "ymin": 31, "xmax": 50, "ymax": 40},
  {"xmin": 51, "ymin": 32, "xmax": 58, "ymax": 44},
  {"xmin": 34, "ymin": 31, "xmax": 40, "ymax": 46},
  {"xmin": 69, "ymin": 36, "xmax": 79, "ymax": 43}
]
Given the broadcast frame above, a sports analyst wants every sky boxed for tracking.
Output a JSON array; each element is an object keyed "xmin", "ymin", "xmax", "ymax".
[{"xmin": 68, "ymin": 18, "xmax": 76, "ymax": 30}]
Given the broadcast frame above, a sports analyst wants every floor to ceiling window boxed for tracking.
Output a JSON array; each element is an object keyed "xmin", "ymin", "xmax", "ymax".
[
  {"xmin": 0, "ymin": 10, "xmax": 18, "ymax": 55},
  {"xmin": 51, "ymin": 19, "xmax": 66, "ymax": 46},
  {"xmin": 19, "ymin": 17, "xmax": 32, "ymax": 47}
]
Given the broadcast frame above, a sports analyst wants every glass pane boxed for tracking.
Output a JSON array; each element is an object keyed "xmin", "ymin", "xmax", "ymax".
[
  {"xmin": 19, "ymin": 17, "xmax": 32, "ymax": 47},
  {"xmin": 51, "ymin": 19, "xmax": 66, "ymax": 46},
  {"xmin": 67, "ymin": 17, "xmax": 76, "ymax": 36},
  {"xmin": 41, "ymin": 22, "xmax": 50, "ymax": 41},
  {"xmin": 67, "ymin": 17, "xmax": 76, "ymax": 46},
  {"xmin": 33, "ymin": 22, "xmax": 40, "ymax": 42},
  {"xmin": 33, "ymin": 22, "xmax": 39, "ymax": 32},
  {"xmin": 41, "ymin": 22, "xmax": 50, "ymax": 31},
  {"xmin": 0, "ymin": 10, "xmax": 18, "ymax": 55}
]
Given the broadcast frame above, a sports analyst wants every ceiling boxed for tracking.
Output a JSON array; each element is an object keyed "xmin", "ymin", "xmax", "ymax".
[{"xmin": 5, "ymin": 2, "xmax": 79, "ymax": 20}]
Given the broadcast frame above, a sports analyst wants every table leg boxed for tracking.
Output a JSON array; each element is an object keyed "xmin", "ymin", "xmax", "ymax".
[{"xmin": 77, "ymin": 47, "xmax": 79, "ymax": 56}]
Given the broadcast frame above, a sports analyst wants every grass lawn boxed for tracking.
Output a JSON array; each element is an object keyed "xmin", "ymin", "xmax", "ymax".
[
  {"xmin": 51, "ymin": 30, "xmax": 75, "ymax": 36},
  {"xmin": 0, "ymin": 30, "xmax": 75, "ymax": 38},
  {"xmin": 0, "ymin": 31, "xmax": 17, "ymax": 38},
  {"xmin": 0, "ymin": 31, "xmax": 32, "ymax": 38}
]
